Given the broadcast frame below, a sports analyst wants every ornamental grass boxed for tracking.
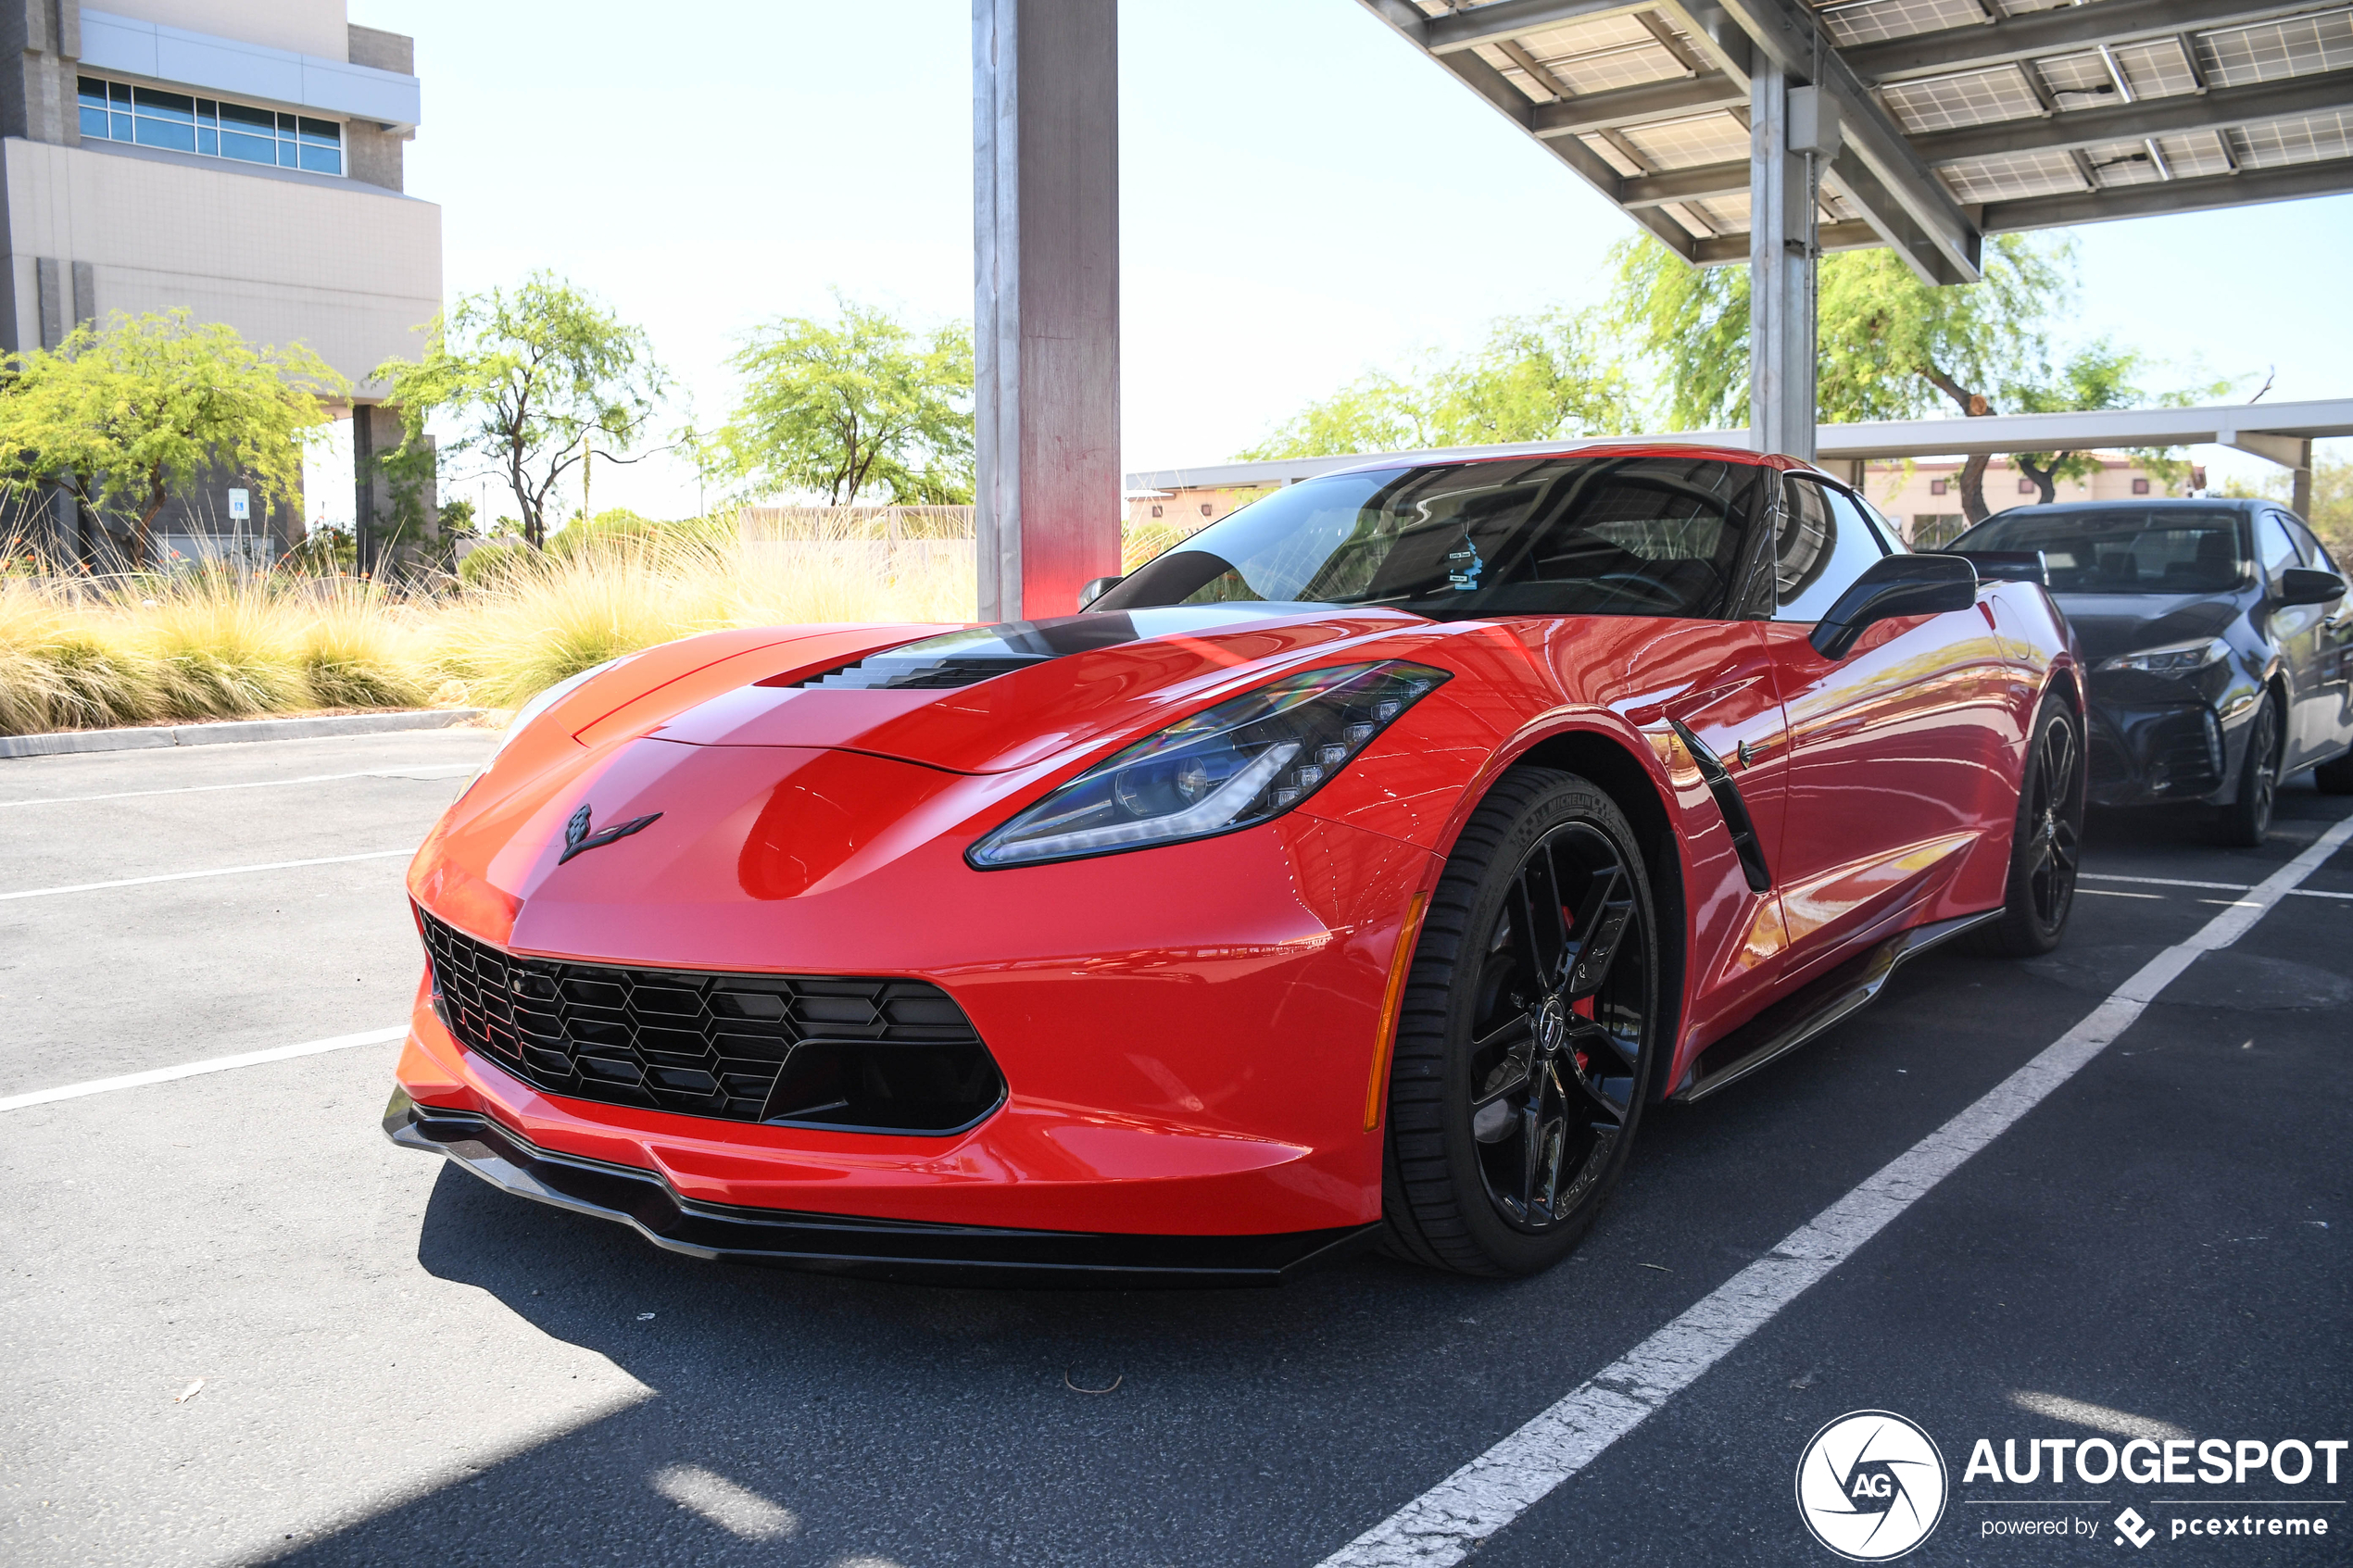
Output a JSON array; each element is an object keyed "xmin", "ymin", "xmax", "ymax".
[{"xmin": 0, "ymin": 509, "xmax": 1197, "ymax": 738}]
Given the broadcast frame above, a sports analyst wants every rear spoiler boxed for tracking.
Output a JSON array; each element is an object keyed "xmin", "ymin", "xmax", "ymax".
[{"xmin": 1938, "ymin": 548, "xmax": 2048, "ymax": 587}]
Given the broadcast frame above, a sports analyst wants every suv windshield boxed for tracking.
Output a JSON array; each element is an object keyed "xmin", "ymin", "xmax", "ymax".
[
  {"xmin": 1953, "ymin": 508, "xmax": 2247, "ymax": 594},
  {"xmin": 1096, "ymin": 454, "xmax": 1768, "ymax": 621}
]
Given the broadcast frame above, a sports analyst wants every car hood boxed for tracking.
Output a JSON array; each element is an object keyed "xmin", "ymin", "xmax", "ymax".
[
  {"xmin": 2052, "ymin": 593, "xmax": 2240, "ymax": 664},
  {"xmin": 618, "ymin": 603, "xmax": 1433, "ymax": 773}
]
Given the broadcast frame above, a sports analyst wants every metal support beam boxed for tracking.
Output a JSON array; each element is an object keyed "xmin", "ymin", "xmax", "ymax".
[
  {"xmin": 1712, "ymin": 0, "xmax": 1982, "ymax": 282},
  {"xmin": 1846, "ymin": 0, "xmax": 2325, "ymax": 84},
  {"xmin": 1749, "ymin": 69, "xmax": 1816, "ymax": 461},
  {"xmin": 1354, "ymin": 0, "xmax": 1701, "ymax": 258},
  {"xmin": 1697, "ymin": 218, "xmax": 1879, "ymax": 264},
  {"xmin": 973, "ymin": 0, "xmax": 1121, "ymax": 624},
  {"xmin": 1425, "ymin": 0, "xmax": 1649, "ymax": 55},
  {"xmin": 1911, "ymin": 66, "xmax": 2353, "ymax": 165},
  {"xmin": 1980, "ymin": 157, "xmax": 2353, "ymax": 232},
  {"xmin": 1529, "ymin": 71, "xmax": 1749, "ymax": 134},
  {"xmin": 2292, "ymin": 438, "xmax": 2314, "ymax": 518}
]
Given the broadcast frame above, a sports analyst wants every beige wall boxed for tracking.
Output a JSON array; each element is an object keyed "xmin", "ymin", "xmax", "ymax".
[
  {"xmin": 1858, "ymin": 454, "xmax": 2171, "ymax": 544},
  {"xmin": 4, "ymin": 137, "xmax": 440, "ymax": 389},
  {"xmin": 90, "ymin": 0, "xmax": 350, "ymax": 61}
]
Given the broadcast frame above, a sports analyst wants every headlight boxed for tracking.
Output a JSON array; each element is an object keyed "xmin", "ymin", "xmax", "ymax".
[
  {"xmin": 967, "ymin": 660, "xmax": 1449, "ymax": 868},
  {"xmin": 2097, "ymin": 637, "xmax": 2230, "ymax": 675},
  {"xmin": 483, "ymin": 655, "xmax": 638, "ymax": 766}
]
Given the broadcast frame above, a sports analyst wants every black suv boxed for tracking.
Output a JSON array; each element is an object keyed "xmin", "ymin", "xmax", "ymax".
[{"xmin": 1949, "ymin": 498, "xmax": 2352, "ymax": 844}]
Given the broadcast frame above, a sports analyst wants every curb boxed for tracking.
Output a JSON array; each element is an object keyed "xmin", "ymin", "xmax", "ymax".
[{"xmin": 0, "ymin": 709, "xmax": 488, "ymax": 760}]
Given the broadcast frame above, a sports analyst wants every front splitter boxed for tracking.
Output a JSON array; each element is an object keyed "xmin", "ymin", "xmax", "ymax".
[{"xmin": 384, "ymin": 1088, "xmax": 1378, "ymax": 1288}]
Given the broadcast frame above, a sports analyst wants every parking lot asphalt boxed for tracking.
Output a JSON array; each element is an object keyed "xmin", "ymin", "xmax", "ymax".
[{"xmin": 2, "ymin": 732, "xmax": 2347, "ymax": 1568}]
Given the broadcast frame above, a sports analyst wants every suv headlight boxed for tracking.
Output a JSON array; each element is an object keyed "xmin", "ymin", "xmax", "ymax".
[
  {"xmin": 2098, "ymin": 637, "xmax": 2230, "ymax": 675},
  {"xmin": 968, "ymin": 660, "xmax": 1449, "ymax": 868}
]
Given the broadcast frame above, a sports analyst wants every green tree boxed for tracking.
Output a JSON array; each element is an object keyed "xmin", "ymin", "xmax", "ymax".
[
  {"xmin": 699, "ymin": 294, "xmax": 975, "ymax": 507},
  {"xmin": 373, "ymin": 273, "xmax": 667, "ymax": 549},
  {"xmin": 0, "ymin": 309, "xmax": 346, "ymax": 566},
  {"xmin": 1239, "ymin": 307, "xmax": 1637, "ymax": 460},
  {"xmin": 1606, "ymin": 233, "xmax": 2077, "ymax": 522}
]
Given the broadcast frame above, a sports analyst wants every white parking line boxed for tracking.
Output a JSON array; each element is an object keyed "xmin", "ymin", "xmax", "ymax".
[
  {"xmin": 2080, "ymin": 872, "xmax": 2250, "ymax": 891},
  {"xmin": 1315, "ymin": 809, "xmax": 2353, "ymax": 1568},
  {"xmin": 0, "ymin": 847, "xmax": 419, "ymax": 902},
  {"xmin": 0, "ymin": 763, "xmax": 479, "ymax": 809},
  {"xmin": 0, "ymin": 1026, "xmax": 407, "ymax": 1112},
  {"xmin": 2078, "ymin": 872, "xmax": 2351, "ymax": 904}
]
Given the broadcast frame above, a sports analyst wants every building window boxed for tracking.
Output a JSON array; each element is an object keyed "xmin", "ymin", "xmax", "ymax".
[
  {"xmin": 79, "ymin": 76, "xmax": 341, "ymax": 175},
  {"xmin": 2018, "ymin": 477, "xmax": 2037, "ymax": 495},
  {"xmin": 1200, "ymin": 503, "xmax": 1213, "ymax": 516},
  {"xmin": 1929, "ymin": 479, "xmax": 1948, "ymax": 495},
  {"xmin": 1150, "ymin": 504, "xmax": 1163, "ymax": 518},
  {"xmin": 2132, "ymin": 478, "xmax": 2151, "ymax": 495}
]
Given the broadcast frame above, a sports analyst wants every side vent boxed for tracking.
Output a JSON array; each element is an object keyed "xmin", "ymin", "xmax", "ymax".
[{"xmin": 1667, "ymin": 720, "xmax": 1773, "ymax": 894}]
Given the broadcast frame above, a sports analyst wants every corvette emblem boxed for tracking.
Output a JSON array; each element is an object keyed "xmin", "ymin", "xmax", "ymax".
[{"xmin": 558, "ymin": 803, "xmax": 663, "ymax": 865}]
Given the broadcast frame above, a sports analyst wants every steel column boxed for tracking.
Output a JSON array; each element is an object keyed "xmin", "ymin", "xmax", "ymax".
[
  {"xmin": 972, "ymin": 0, "xmax": 1122, "ymax": 624},
  {"xmin": 1748, "ymin": 69, "xmax": 1817, "ymax": 461}
]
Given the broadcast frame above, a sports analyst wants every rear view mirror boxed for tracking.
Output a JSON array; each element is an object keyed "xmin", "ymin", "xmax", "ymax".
[
  {"xmin": 1809, "ymin": 554, "xmax": 1979, "ymax": 659},
  {"xmin": 1078, "ymin": 575, "xmax": 1125, "ymax": 610},
  {"xmin": 2275, "ymin": 567, "xmax": 2347, "ymax": 608},
  {"xmin": 1944, "ymin": 549, "xmax": 2048, "ymax": 587}
]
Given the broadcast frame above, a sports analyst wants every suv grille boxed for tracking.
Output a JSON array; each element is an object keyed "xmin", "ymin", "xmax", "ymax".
[{"xmin": 419, "ymin": 912, "xmax": 1004, "ymax": 1134}]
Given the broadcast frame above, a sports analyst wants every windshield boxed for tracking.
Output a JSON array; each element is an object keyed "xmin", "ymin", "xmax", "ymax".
[
  {"xmin": 1952, "ymin": 508, "xmax": 2247, "ymax": 595},
  {"xmin": 1096, "ymin": 455, "xmax": 1768, "ymax": 621}
]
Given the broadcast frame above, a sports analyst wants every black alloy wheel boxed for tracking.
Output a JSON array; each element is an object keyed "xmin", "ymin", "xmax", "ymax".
[
  {"xmin": 1975, "ymin": 694, "xmax": 2084, "ymax": 958},
  {"xmin": 2217, "ymin": 695, "xmax": 2281, "ymax": 847},
  {"xmin": 1382, "ymin": 768, "xmax": 1660, "ymax": 1276}
]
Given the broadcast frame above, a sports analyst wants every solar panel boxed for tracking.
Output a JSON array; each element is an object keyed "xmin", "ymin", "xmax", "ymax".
[
  {"xmin": 1360, "ymin": 0, "xmax": 2353, "ymax": 270},
  {"xmin": 2196, "ymin": 8, "xmax": 2353, "ymax": 88},
  {"xmin": 1880, "ymin": 65, "xmax": 2043, "ymax": 133},
  {"xmin": 1619, "ymin": 110, "xmax": 1752, "ymax": 169},
  {"xmin": 1937, "ymin": 146, "xmax": 2093, "ymax": 203},
  {"xmin": 2232, "ymin": 106, "xmax": 2353, "ymax": 167},
  {"xmin": 1818, "ymin": 0, "xmax": 1987, "ymax": 49}
]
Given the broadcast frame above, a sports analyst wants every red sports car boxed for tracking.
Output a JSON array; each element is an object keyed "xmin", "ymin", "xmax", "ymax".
[{"xmin": 386, "ymin": 445, "xmax": 2083, "ymax": 1285}]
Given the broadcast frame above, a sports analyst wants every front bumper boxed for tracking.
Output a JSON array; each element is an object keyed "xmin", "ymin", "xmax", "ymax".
[
  {"xmin": 2085, "ymin": 697, "xmax": 2235, "ymax": 808},
  {"xmin": 385, "ymin": 1087, "xmax": 1377, "ymax": 1287}
]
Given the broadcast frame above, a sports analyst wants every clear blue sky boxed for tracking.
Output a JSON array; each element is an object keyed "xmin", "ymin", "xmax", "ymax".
[{"xmin": 352, "ymin": 0, "xmax": 2353, "ymax": 522}]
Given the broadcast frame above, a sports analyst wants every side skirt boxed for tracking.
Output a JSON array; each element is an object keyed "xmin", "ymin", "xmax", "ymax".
[{"xmin": 1671, "ymin": 909, "xmax": 1998, "ymax": 1103}]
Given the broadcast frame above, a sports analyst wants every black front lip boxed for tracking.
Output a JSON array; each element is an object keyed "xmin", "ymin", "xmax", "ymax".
[{"xmin": 383, "ymin": 1088, "xmax": 1378, "ymax": 1289}]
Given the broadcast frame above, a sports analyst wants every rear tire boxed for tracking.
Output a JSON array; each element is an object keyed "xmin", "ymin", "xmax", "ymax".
[
  {"xmin": 2215, "ymin": 695, "xmax": 2282, "ymax": 847},
  {"xmin": 2315, "ymin": 746, "xmax": 2353, "ymax": 796},
  {"xmin": 1973, "ymin": 694, "xmax": 2084, "ymax": 958},
  {"xmin": 1380, "ymin": 768, "xmax": 1662, "ymax": 1277}
]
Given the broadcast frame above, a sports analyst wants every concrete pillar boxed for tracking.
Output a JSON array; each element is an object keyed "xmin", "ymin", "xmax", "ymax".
[
  {"xmin": 972, "ymin": 0, "xmax": 1121, "ymax": 624},
  {"xmin": 2292, "ymin": 438, "xmax": 2313, "ymax": 520},
  {"xmin": 1747, "ymin": 70, "xmax": 1817, "ymax": 463}
]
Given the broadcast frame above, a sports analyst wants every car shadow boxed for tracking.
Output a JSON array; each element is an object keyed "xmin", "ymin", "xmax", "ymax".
[{"xmin": 263, "ymin": 1160, "xmax": 1541, "ymax": 1567}]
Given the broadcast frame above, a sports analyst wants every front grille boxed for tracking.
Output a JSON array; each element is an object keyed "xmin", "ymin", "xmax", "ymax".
[{"xmin": 419, "ymin": 912, "xmax": 1005, "ymax": 1134}]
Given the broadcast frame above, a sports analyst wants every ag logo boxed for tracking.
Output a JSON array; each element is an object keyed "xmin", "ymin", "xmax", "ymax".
[{"xmin": 1795, "ymin": 1410, "xmax": 1949, "ymax": 1561}]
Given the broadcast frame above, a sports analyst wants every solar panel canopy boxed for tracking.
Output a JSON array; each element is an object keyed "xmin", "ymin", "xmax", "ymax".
[{"xmin": 1361, "ymin": 0, "xmax": 2353, "ymax": 282}]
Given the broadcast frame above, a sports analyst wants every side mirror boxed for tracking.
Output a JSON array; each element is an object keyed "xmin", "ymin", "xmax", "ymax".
[
  {"xmin": 1809, "ymin": 554, "xmax": 1979, "ymax": 659},
  {"xmin": 1077, "ymin": 574, "xmax": 1125, "ymax": 610},
  {"xmin": 2275, "ymin": 567, "xmax": 2347, "ymax": 608},
  {"xmin": 1944, "ymin": 548, "xmax": 2048, "ymax": 587}
]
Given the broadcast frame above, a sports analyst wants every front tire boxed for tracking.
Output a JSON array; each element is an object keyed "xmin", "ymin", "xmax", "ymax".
[
  {"xmin": 1381, "ymin": 768, "xmax": 1662, "ymax": 1277},
  {"xmin": 1973, "ymin": 694, "xmax": 2084, "ymax": 958},
  {"xmin": 2216, "ymin": 695, "xmax": 2282, "ymax": 847}
]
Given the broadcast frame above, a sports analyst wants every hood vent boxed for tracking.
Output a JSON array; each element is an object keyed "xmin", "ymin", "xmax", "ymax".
[{"xmin": 796, "ymin": 654, "xmax": 1050, "ymax": 691}]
